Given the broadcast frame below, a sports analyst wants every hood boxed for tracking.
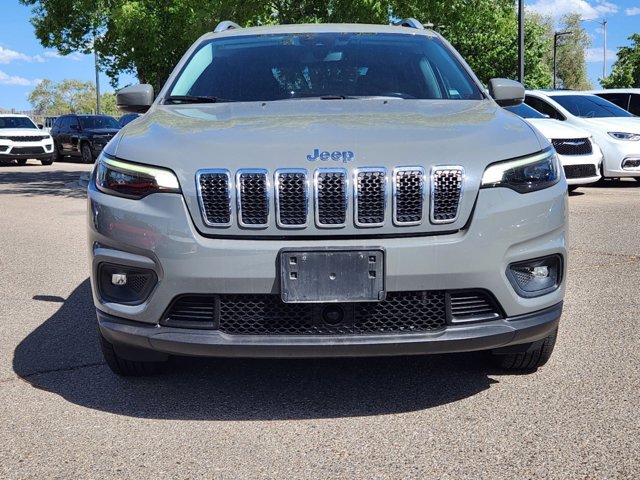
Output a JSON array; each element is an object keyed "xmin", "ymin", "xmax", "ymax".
[
  {"xmin": 525, "ymin": 118, "xmax": 591, "ymax": 140},
  {"xmin": 109, "ymin": 99, "xmax": 547, "ymax": 237},
  {"xmin": 580, "ymin": 117, "xmax": 640, "ymax": 133},
  {"xmin": 84, "ymin": 128, "xmax": 120, "ymax": 136},
  {"xmin": 0, "ymin": 128, "xmax": 50, "ymax": 138}
]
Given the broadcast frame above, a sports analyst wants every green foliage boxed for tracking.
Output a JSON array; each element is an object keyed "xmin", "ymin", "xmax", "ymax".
[
  {"xmin": 601, "ymin": 33, "xmax": 640, "ymax": 88},
  {"xmin": 553, "ymin": 14, "xmax": 591, "ymax": 90},
  {"xmin": 27, "ymin": 79, "xmax": 119, "ymax": 116}
]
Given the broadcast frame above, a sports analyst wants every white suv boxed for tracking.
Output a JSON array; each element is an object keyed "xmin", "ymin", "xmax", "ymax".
[
  {"xmin": 0, "ymin": 114, "xmax": 55, "ymax": 165},
  {"xmin": 525, "ymin": 90, "xmax": 640, "ymax": 181}
]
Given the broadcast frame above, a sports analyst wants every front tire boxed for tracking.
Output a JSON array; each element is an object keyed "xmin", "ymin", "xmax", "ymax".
[
  {"xmin": 16, "ymin": 159, "xmax": 27, "ymax": 165},
  {"xmin": 41, "ymin": 156, "xmax": 54, "ymax": 166},
  {"xmin": 491, "ymin": 328, "xmax": 558, "ymax": 371},
  {"xmin": 100, "ymin": 333, "xmax": 167, "ymax": 376},
  {"xmin": 81, "ymin": 143, "xmax": 94, "ymax": 164}
]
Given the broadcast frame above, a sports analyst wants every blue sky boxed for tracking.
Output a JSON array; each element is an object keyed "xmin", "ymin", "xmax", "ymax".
[{"xmin": 1, "ymin": 0, "xmax": 639, "ymax": 111}]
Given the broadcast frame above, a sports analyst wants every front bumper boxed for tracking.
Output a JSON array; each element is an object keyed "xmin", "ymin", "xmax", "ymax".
[{"xmin": 98, "ymin": 302, "xmax": 562, "ymax": 358}]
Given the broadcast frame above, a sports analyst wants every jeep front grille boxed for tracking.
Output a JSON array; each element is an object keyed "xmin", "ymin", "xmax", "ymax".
[
  {"xmin": 196, "ymin": 166, "xmax": 464, "ymax": 230},
  {"xmin": 315, "ymin": 169, "xmax": 348, "ymax": 227},
  {"xmin": 161, "ymin": 290, "xmax": 502, "ymax": 334},
  {"xmin": 355, "ymin": 168, "xmax": 386, "ymax": 227},
  {"xmin": 237, "ymin": 169, "xmax": 269, "ymax": 227},
  {"xmin": 431, "ymin": 167, "xmax": 464, "ymax": 223},
  {"xmin": 551, "ymin": 138, "xmax": 592, "ymax": 156}
]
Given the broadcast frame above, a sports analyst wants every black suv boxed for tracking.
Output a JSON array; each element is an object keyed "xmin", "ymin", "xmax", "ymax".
[{"xmin": 50, "ymin": 114, "xmax": 120, "ymax": 163}]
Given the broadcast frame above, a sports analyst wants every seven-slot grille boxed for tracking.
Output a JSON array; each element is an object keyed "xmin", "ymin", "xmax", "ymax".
[
  {"xmin": 196, "ymin": 166, "xmax": 463, "ymax": 229},
  {"xmin": 551, "ymin": 138, "xmax": 592, "ymax": 156},
  {"xmin": 1, "ymin": 135, "xmax": 49, "ymax": 142}
]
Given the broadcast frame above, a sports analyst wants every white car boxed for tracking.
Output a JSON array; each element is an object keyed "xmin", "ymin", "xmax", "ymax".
[
  {"xmin": 0, "ymin": 114, "xmax": 55, "ymax": 165},
  {"xmin": 525, "ymin": 90, "xmax": 640, "ymax": 181},
  {"xmin": 506, "ymin": 103, "xmax": 602, "ymax": 190},
  {"xmin": 586, "ymin": 89, "xmax": 640, "ymax": 116}
]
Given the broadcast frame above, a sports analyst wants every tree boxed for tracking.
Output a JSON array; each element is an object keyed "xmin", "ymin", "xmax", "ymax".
[
  {"xmin": 601, "ymin": 33, "xmax": 640, "ymax": 88},
  {"xmin": 554, "ymin": 13, "xmax": 592, "ymax": 90},
  {"xmin": 28, "ymin": 79, "xmax": 119, "ymax": 116}
]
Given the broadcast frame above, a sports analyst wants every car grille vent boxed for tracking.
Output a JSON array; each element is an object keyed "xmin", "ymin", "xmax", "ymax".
[
  {"xmin": 276, "ymin": 169, "xmax": 308, "ymax": 227},
  {"xmin": 431, "ymin": 167, "xmax": 464, "ymax": 223},
  {"xmin": 563, "ymin": 164, "xmax": 597, "ymax": 179},
  {"xmin": 198, "ymin": 171, "xmax": 231, "ymax": 226},
  {"xmin": 237, "ymin": 170, "xmax": 269, "ymax": 227},
  {"xmin": 11, "ymin": 146, "xmax": 45, "ymax": 155},
  {"xmin": 551, "ymin": 138, "xmax": 592, "ymax": 156},
  {"xmin": 394, "ymin": 168, "xmax": 425, "ymax": 225},
  {"xmin": 195, "ymin": 166, "xmax": 465, "ymax": 230},
  {"xmin": 449, "ymin": 291, "xmax": 502, "ymax": 323},
  {"xmin": 315, "ymin": 169, "xmax": 347, "ymax": 227},
  {"xmin": 355, "ymin": 168, "xmax": 386, "ymax": 226},
  {"xmin": 162, "ymin": 290, "xmax": 502, "ymax": 334},
  {"xmin": 2, "ymin": 135, "xmax": 49, "ymax": 142}
]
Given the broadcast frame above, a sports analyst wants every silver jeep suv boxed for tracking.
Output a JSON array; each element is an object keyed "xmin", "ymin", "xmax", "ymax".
[{"xmin": 89, "ymin": 20, "xmax": 567, "ymax": 375}]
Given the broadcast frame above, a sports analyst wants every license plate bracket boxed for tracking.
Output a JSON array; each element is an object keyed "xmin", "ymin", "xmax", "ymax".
[{"xmin": 280, "ymin": 249, "xmax": 385, "ymax": 303}]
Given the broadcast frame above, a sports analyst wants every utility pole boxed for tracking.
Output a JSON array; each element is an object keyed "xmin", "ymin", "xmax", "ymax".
[
  {"xmin": 518, "ymin": 0, "xmax": 524, "ymax": 83},
  {"xmin": 553, "ymin": 31, "xmax": 573, "ymax": 89},
  {"xmin": 94, "ymin": 35, "xmax": 101, "ymax": 114}
]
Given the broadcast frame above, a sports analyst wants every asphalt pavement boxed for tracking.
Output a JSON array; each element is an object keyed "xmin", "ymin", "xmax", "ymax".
[{"xmin": 0, "ymin": 161, "xmax": 638, "ymax": 479}]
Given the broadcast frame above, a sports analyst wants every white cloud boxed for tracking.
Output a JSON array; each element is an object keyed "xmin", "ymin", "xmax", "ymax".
[
  {"xmin": 527, "ymin": 0, "xmax": 618, "ymax": 21},
  {"xmin": 42, "ymin": 50, "xmax": 84, "ymax": 61},
  {"xmin": 625, "ymin": 7, "xmax": 640, "ymax": 15},
  {"xmin": 0, "ymin": 46, "xmax": 33, "ymax": 64},
  {"xmin": 0, "ymin": 70, "xmax": 39, "ymax": 86},
  {"xmin": 585, "ymin": 47, "xmax": 618, "ymax": 63}
]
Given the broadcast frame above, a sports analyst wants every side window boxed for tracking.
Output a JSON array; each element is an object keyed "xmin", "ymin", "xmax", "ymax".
[
  {"xmin": 69, "ymin": 117, "xmax": 80, "ymax": 130},
  {"xmin": 598, "ymin": 93, "xmax": 630, "ymax": 111},
  {"xmin": 53, "ymin": 117, "xmax": 64, "ymax": 129},
  {"xmin": 628, "ymin": 94, "xmax": 640, "ymax": 116},
  {"xmin": 525, "ymin": 96, "xmax": 565, "ymax": 120}
]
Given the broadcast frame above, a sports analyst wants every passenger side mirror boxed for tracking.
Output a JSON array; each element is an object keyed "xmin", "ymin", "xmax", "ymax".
[
  {"xmin": 37, "ymin": 124, "xmax": 44, "ymax": 129},
  {"xmin": 117, "ymin": 84, "xmax": 154, "ymax": 113},
  {"xmin": 488, "ymin": 78, "xmax": 525, "ymax": 107}
]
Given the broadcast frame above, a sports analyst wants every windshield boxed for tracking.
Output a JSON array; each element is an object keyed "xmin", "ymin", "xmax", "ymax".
[
  {"xmin": 0, "ymin": 116, "xmax": 37, "ymax": 129},
  {"xmin": 505, "ymin": 103, "xmax": 547, "ymax": 119},
  {"xmin": 78, "ymin": 116, "xmax": 120, "ymax": 130},
  {"xmin": 549, "ymin": 95, "xmax": 634, "ymax": 118},
  {"xmin": 167, "ymin": 33, "xmax": 483, "ymax": 102}
]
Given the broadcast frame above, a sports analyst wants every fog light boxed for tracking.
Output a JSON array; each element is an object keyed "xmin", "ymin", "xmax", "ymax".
[
  {"xmin": 98, "ymin": 263, "xmax": 157, "ymax": 305},
  {"xmin": 507, "ymin": 255, "xmax": 562, "ymax": 298}
]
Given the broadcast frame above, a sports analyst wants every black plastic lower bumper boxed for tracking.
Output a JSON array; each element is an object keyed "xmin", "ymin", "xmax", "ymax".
[
  {"xmin": 97, "ymin": 302, "xmax": 562, "ymax": 359},
  {"xmin": 1, "ymin": 152, "xmax": 53, "ymax": 160}
]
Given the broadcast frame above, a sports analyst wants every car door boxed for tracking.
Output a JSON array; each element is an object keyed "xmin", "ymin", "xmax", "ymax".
[
  {"xmin": 55, "ymin": 117, "xmax": 71, "ymax": 154},
  {"xmin": 68, "ymin": 116, "xmax": 82, "ymax": 155}
]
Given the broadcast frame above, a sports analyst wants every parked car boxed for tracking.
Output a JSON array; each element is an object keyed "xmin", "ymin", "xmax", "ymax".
[
  {"xmin": 588, "ymin": 89, "xmax": 640, "ymax": 116},
  {"xmin": 505, "ymin": 103, "xmax": 602, "ymax": 190},
  {"xmin": 50, "ymin": 114, "xmax": 120, "ymax": 163},
  {"xmin": 525, "ymin": 90, "xmax": 640, "ymax": 181},
  {"xmin": 0, "ymin": 114, "xmax": 54, "ymax": 165},
  {"xmin": 91, "ymin": 20, "xmax": 567, "ymax": 376},
  {"xmin": 118, "ymin": 113, "xmax": 141, "ymax": 127}
]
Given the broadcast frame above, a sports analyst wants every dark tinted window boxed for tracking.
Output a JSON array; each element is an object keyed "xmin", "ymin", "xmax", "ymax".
[
  {"xmin": 596, "ymin": 93, "xmax": 630, "ymax": 111},
  {"xmin": 549, "ymin": 94, "xmax": 633, "ymax": 118},
  {"xmin": 525, "ymin": 96, "xmax": 565, "ymax": 120},
  {"xmin": 168, "ymin": 33, "xmax": 483, "ymax": 102},
  {"xmin": 505, "ymin": 103, "xmax": 547, "ymax": 119},
  {"xmin": 628, "ymin": 94, "xmax": 640, "ymax": 115},
  {"xmin": 78, "ymin": 115, "xmax": 120, "ymax": 129}
]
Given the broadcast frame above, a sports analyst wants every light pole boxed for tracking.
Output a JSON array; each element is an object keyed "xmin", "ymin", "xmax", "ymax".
[
  {"xmin": 94, "ymin": 34, "xmax": 101, "ymax": 115},
  {"xmin": 553, "ymin": 31, "xmax": 572, "ymax": 89},
  {"xmin": 582, "ymin": 18, "xmax": 608, "ymax": 80},
  {"xmin": 518, "ymin": 0, "xmax": 524, "ymax": 83}
]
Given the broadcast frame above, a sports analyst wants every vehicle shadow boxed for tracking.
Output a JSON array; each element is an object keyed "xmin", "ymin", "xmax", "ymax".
[
  {"xmin": 13, "ymin": 280, "xmax": 503, "ymax": 421},
  {"xmin": 0, "ymin": 169, "xmax": 87, "ymax": 199},
  {"xmin": 583, "ymin": 178, "xmax": 640, "ymax": 189}
]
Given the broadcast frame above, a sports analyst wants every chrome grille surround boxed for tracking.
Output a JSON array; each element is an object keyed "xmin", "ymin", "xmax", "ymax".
[
  {"xmin": 236, "ymin": 169, "xmax": 270, "ymax": 228},
  {"xmin": 430, "ymin": 166, "xmax": 464, "ymax": 224},
  {"xmin": 274, "ymin": 169, "xmax": 309, "ymax": 228},
  {"xmin": 314, "ymin": 168, "xmax": 348, "ymax": 228},
  {"xmin": 393, "ymin": 166, "xmax": 426, "ymax": 226},
  {"xmin": 354, "ymin": 167, "xmax": 387, "ymax": 227},
  {"xmin": 196, "ymin": 169, "xmax": 232, "ymax": 227}
]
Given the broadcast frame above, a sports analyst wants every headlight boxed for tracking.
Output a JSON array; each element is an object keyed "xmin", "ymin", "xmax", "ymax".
[
  {"xmin": 608, "ymin": 132, "xmax": 640, "ymax": 141},
  {"xmin": 95, "ymin": 155, "xmax": 181, "ymax": 199},
  {"xmin": 481, "ymin": 148, "xmax": 560, "ymax": 193}
]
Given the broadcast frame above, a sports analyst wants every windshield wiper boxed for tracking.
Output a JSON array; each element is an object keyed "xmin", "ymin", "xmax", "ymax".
[{"xmin": 165, "ymin": 95, "xmax": 236, "ymax": 104}]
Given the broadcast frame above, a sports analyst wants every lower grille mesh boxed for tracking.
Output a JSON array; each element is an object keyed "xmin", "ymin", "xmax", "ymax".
[
  {"xmin": 563, "ymin": 164, "xmax": 597, "ymax": 179},
  {"xmin": 163, "ymin": 290, "xmax": 502, "ymax": 334}
]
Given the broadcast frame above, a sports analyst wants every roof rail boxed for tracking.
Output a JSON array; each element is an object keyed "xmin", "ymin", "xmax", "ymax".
[
  {"xmin": 392, "ymin": 18, "xmax": 424, "ymax": 30},
  {"xmin": 214, "ymin": 20, "xmax": 241, "ymax": 33}
]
